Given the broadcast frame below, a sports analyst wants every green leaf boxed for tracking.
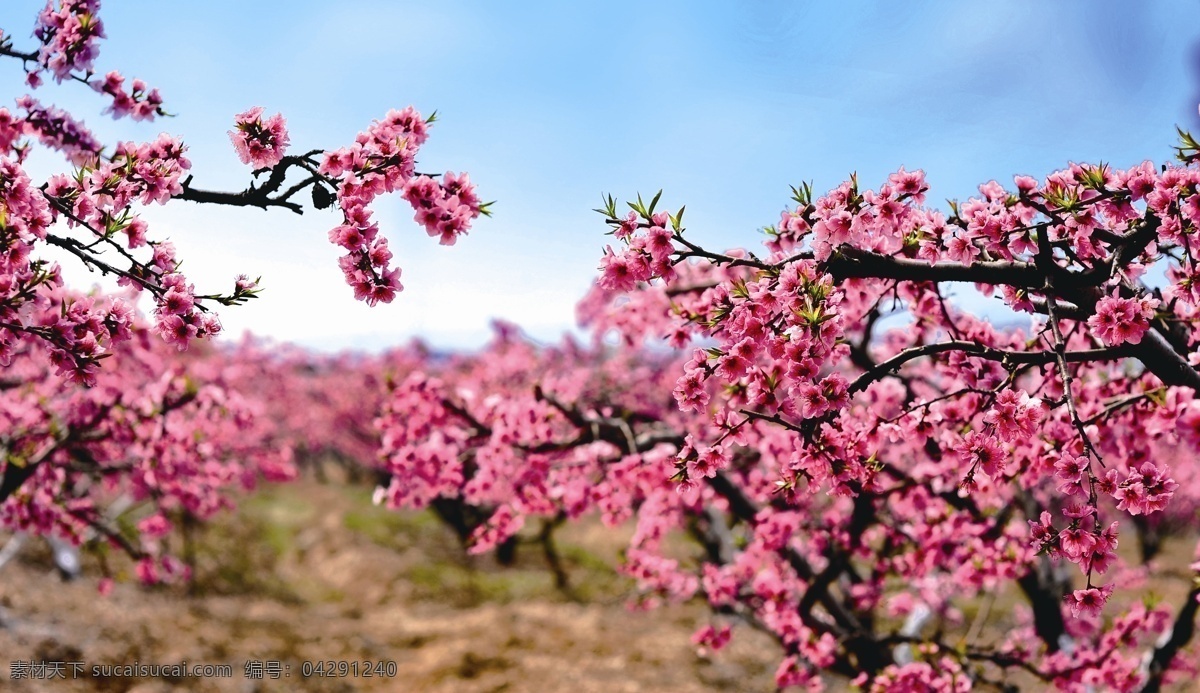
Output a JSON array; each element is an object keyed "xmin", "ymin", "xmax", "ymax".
[
  {"xmin": 670, "ymin": 205, "xmax": 686, "ymax": 233},
  {"xmin": 789, "ymin": 182, "xmax": 813, "ymax": 207}
]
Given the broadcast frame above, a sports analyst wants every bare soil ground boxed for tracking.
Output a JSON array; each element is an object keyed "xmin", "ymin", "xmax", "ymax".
[
  {"xmin": 2, "ymin": 477, "xmax": 1196, "ymax": 692},
  {"xmin": 0, "ymin": 479, "xmax": 779, "ymax": 692}
]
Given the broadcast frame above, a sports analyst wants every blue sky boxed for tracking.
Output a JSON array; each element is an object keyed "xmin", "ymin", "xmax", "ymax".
[{"xmin": 1, "ymin": 1, "xmax": 1198, "ymax": 351}]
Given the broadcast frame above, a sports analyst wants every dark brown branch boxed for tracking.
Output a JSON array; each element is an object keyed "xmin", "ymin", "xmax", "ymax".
[
  {"xmin": 881, "ymin": 463, "xmax": 1069, "ymax": 653},
  {"xmin": 1141, "ymin": 584, "xmax": 1200, "ymax": 693},
  {"xmin": 1038, "ymin": 224, "xmax": 1104, "ymax": 465},
  {"xmin": 0, "ymin": 406, "xmax": 112, "ymax": 504},
  {"xmin": 1081, "ymin": 387, "xmax": 1165, "ymax": 427},
  {"xmin": 44, "ymin": 233, "xmax": 163, "ymax": 293},
  {"xmin": 673, "ymin": 235, "xmax": 771, "ymax": 271},
  {"xmin": 815, "ymin": 218, "xmax": 1200, "ymax": 392},
  {"xmin": 66, "ymin": 507, "xmax": 145, "ymax": 560},
  {"xmin": 0, "ymin": 45, "xmax": 37, "ymax": 62},
  {"xmin": 176, "ymin": 153, "xmax": 331, "ymax": 214},
  {"xmin": 846, "ymin": 341, "xmax": 1136, "ymax": 397},
  {"xmin": 706, "ymin": 471, "xmax": 894, "ymax": 672},
  {"xmin": 664, "ymin": 281, "xmax": 718, "ymax": 297},
  {"xmin": 1129, "ymin": 330, "xmax": 1200, "ymax": 391},
  {"xmin": 879, "ymin": 633, "xmax": 1054, "ymax": 682},
  {"xmin": 536, "ymin": 516, "xmax": 572, "ymax": 594},
  {"xmin": 825, "ymin": 248, "xmax": 1045, "ymax": 288},
  {"xmin": 177, "ymin": 183, "xmax": 304, "ymax": 214}
]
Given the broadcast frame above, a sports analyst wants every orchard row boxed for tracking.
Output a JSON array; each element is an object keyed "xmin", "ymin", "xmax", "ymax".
[{"xmin": 4, "ymin": 2, "xmax": 1200, "ymax": 691}]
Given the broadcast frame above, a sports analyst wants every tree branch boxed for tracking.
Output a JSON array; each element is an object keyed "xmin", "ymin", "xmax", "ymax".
[
  {"xmin": 846, "ymin": 341, "xmax": 1136, "ymax": 397},
  {"xmin": 1141, "ymin": 584, "xmax": 1200, "ymax": 693}
]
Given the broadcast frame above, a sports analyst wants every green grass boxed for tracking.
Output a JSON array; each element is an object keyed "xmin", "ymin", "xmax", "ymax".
[
  {"xmin": 185, "ymin": 486, "xmax": 308, "ymax": 600},
  {"xmin": 341, "ymin": 499, "xmax": 447, "ymax": 552},
  {"xmin": 168, "ymin": 480, "xmax": 638, "ymax": 611}
]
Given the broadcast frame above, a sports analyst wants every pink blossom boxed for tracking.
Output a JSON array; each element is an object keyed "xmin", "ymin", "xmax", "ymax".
[
  {"xmin": 957, "ymin": 430, "xmax": 1007, "ymax": 478},
  {"xmin": 1088, "ymin": 294, "xmax": 1158, "ymax": 346},
  {"xmin": 229, "ymin": 106, "xmax": 289, "ymax": 169},
  {"xmin": 1067, "ymin": 584, "xmax": 1113, "ymax": 617},
  {"xmin": 983, "ymin": 389, "xmax": 1043, "ymax": 442}
]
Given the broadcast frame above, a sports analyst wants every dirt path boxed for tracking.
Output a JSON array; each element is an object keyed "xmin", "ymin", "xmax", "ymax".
[{"xmin": 0, "ymin": 481, "xmax": 778, "ymax": 692}]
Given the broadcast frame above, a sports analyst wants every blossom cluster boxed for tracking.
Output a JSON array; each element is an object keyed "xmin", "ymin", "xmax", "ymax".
[
  {"xmin": 228, "ymin": 106, "xmax": 289, "ymax": 169},
  {"xmin": 0, "ymin": 155, "xmax": 117, "ymax": 380},
  {"xmin": 575, "ymin": 124, "xmax": 1200, "ymax": 687},
  {"xmin": 92, "ymin": 70, "xmax": 163, "ymax": 121},
  {"xmin": 0, "ymin": 0, "xmax": 480, "ymax": 595},
  {"xmin": 318, "ymin": 107, "xmax": 483, "ymax": 304},
  {"xmin": 31, "ymin": 0, "xmax": 104, "ymax": 84},
  {"xmin": 366, "ymin": 315, "xmax": 1182, "ymax": 689},
  {"xmin": 1088, "ymin": 293, "xmax": 1158, "ymax": 346},
  {"xmin": 0, "ymin": 306, "xmax": 296, "ymax": 586},
  {"xmin": 38, "ymin": 132, "xmax": 242, "ymax": 355},
  {"xmin": 13, "ymin": 96, "xmax": 102, "ymax": 165}
]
